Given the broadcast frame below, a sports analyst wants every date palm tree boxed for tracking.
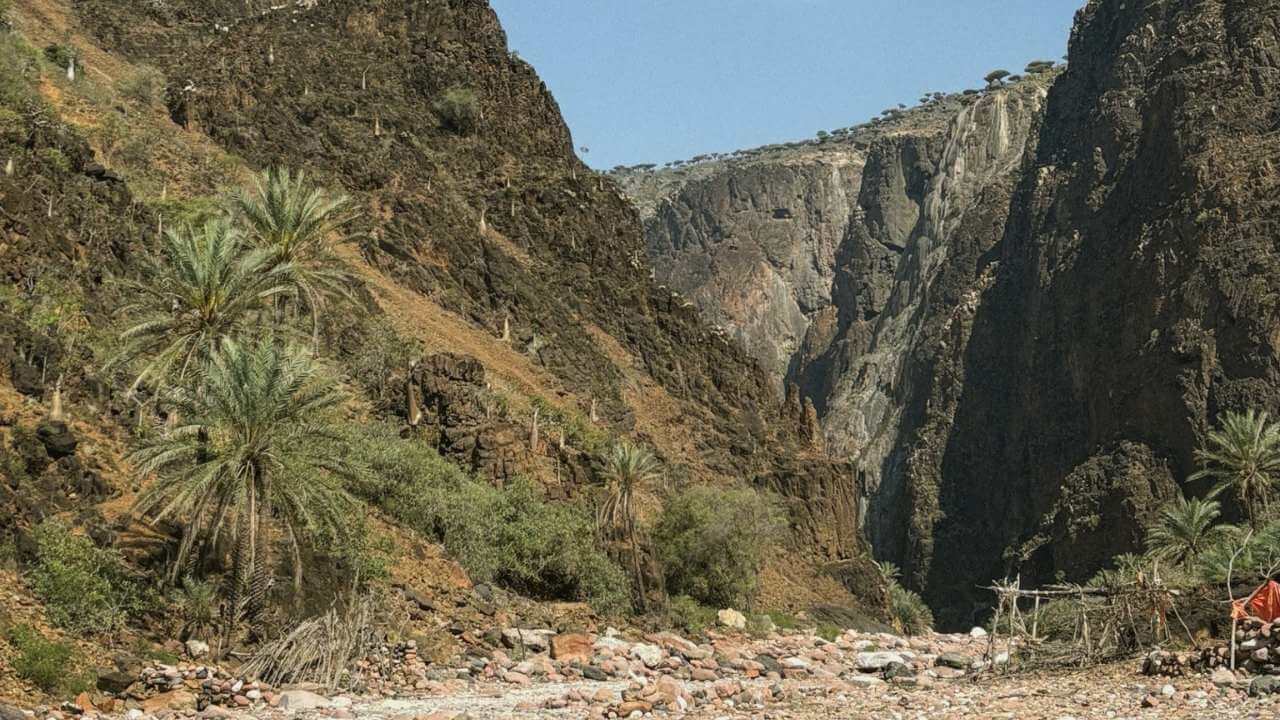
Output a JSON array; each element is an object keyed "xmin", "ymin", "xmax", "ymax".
[
  {"xmin": 1145, "ymin": 495, "xmax": 1230, "ymax": 566},
  {"xmin": 231, "ymin": 167, "xmax": 357, "ymax": 348},
  {"xmin": 131, "ymin": 339, "xmax": 356, "ymax": 643},
  {"xmin": 1191, "ymin": 409, "xmax": 1280, "ymax": 527},
  {"xmin": 108, "ymin": 219, "xmax": 289, "ymax": 395},
  {"xmin": 597, "ymin": 442, "xmax": 663, "ymax": 611}
]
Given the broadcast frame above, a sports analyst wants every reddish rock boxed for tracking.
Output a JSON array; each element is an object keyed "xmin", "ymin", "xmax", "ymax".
[{"xmin": 551, "ymin": 633, "xmax": 593, "ymax": 662}]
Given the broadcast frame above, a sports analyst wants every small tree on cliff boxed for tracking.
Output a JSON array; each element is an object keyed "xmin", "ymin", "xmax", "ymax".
[
  {"xmin": 984, "ymin": 69, "xmax": 1011, "ymax": 86},
  {"xmin": 1191, "ymin": 409, "xmax": 1280, "ymax": 527}
]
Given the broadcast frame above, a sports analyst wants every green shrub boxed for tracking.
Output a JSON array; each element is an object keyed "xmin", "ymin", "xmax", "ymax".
[
  {"xmin": 6, "ymin": 624, "xmax": 92, "ymax": 695},
  {"xmin": 344, "ymin": 423, "xmax": 629, "ymax": 615},
  {"xmin": 36, "ymin": 147, "xmax": 70, "ymax": 174},
  {"xmin": 1027, "ymin": 598, "xmax": 1077, "ymax": 641},
  {"xmin": 815, "ymin": 623, "xmax": 841, "ymax": 642},
  {"xmin": 42, "ymin": 44, "xmax": 77, "ymax": 69},
  {"xmin": 652, "ymin": 485, "xmax": 785, "ymax": 609},
  {"xmin": 0, "ymin": 106, "xmax": 23, "ymax": 142},
  {"xmin": 172, "ymin": 576, "xmax": 218, "ymax": 638},
  {"xmin": 432, "ymin": 87, "xmax": 480, "ymax": 135},
  {"xmin": 117, "ymin": 65, "xmax": 165, "ymax": 107},
  {"xmin": 888, "ymin": 584, "xmax": 933, "ymax": 636},
  {"xmin": 28, "ymin": 519, "xmax": 154, "ymax": 635},
  {"xmin": 665, "ymin": 595, "xmax": 717, "ymax": 635},
  {"xmin": 766, "ymin": 610, "xmax": 799, "ymax": 631}
]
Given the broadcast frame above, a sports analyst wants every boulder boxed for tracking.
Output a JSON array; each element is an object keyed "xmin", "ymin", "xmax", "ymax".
[
  {"xmin": 1210, "ymin": 667, "xmax": 1238, "ymax": 688},
  {"xmin": 276, "ymin": 690, "xmax": 332, "ymax": 711},
  {"xmin": 502, "ymin": 628, "xmax": 552, "ymax": 653},
  {"xmin": 185, "ymin": 639, "xmax": 211, "ymax": 659},
  {"xmin": 631, "ymin": 643, "xmax": 664, "ymax": 668},
  {"xmin": 97, "ymin": 669, "xmax": 136, "ymax": 695},
  {"xmin": 935, "ymin": 652, "xmax": 971, "ymax": 670},
  {"xmin": 855, "ymin": 651, "xmax": 906, "ymax": 671},
  {"xmin": 0, "ymin": 703, "xmax": 26, "ymax": 720},
  {"xmin": 35, "ymin": 420, "xmax": 77, "ymax": 459},
  {"xmin": 1250, "ymin": 676, "xmax": 1280, "ymax": 697},
  {"xmin": 550, "ymin": 633, "xmax": 592, "ymax": 662},
  {"xmin": 717, "ymin": 608, "xmax": 747, "ymax": 630},
  {"xmin": 141, "ymin": 690, "xmax": 196, "ymax": 713}
]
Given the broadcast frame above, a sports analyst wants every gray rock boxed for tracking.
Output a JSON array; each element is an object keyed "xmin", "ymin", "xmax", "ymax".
[
  {"xmin": 501, "ymin": 628, "xmax": 552, "ymax": 653},
  {"xmin": 935, "ymin": 652, "xmax": 971, "ymax": 670},
  {"xmin": 631, "ymin": 643, "xmax": 664, "ymax": 668},
  {"xmin": 276, "ymin": 690, "xmax": 332, "ymax": 711},
  {"xmin": 882, "ymin": 661, "xmax": 915, "ymax": 681},
  {"xmin": 1251, "ymin": 676, "xmax": 1280, "ymax": 697},
  {"xmin": 0, "ymin": 703, "xmax": 26, "ymax": 720},
  {"xmin": 97, "ymin": 669, "xmax": 137, "ymax": 694},
  {"xmin": 855, "ymin": 651, "xmax": 906, "ymax": 671}
]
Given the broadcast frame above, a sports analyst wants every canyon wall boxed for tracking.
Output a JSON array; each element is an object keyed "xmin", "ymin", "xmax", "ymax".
[{"xmin": 626, "ymin": 0, "xmax": 1280, "ymax": 624}]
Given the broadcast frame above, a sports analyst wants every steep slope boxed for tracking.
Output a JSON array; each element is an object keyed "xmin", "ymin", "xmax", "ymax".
[{"xmin": 0, "ymin": 0, "xmax": 886, "ymax": 619}]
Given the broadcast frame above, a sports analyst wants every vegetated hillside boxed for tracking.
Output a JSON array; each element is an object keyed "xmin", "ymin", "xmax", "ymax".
[
  {"xmin": 622, "ymin": 0, "xmax": 1280, "ymax": 626},
  {"xmin": 0, "ymin": 0, "xmax": 888, "ymax": 675}
]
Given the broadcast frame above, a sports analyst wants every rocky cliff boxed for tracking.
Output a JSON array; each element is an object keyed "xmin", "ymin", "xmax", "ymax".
[
  {"xmin": 623, "ymin": 78, "xmax": 1051, "ymax": 584},
  {"xmin": 624, "ymin": 0, "xmax": 1280, "ymax": 625}
]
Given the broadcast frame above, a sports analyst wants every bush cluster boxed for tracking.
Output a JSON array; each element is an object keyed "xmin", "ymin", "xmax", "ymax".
[
  {"xmin": 432, "ymin": 87, "xmax": 480, "ymax": 135},
  {"xmin": 344, "ymin": 423, "xmax": 630, "ymax": 615},
  {"xmin": 6, "ymin": 624, "xmax": 92, "ymax": 695},
  {"xmin": 28, "ymin": 519, "xmax": 155, "ymax": 635},
  {"xmin": 652, "ymin": 485, "xmax": 785, "ymax": 609}
]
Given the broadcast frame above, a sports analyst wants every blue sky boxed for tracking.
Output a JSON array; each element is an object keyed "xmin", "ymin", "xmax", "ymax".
[{"xmin": 489, "ymin": 0, "xmax": 1082, "ymax": 169}]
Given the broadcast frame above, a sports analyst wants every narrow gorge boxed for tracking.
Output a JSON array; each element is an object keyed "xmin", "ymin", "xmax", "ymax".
[{"xmin": 622, "ymin": 0, "xmax": 1280, "ymax": 625}]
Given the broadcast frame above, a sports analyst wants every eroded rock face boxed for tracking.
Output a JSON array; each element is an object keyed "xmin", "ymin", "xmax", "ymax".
[
  {"xmin": 642, "ymin": 152, "xmax": 864, "ymax": 385},
  {"xmin": 409, "ymin": 353, "xmax": 527, "ymax": 485},
  {"xmin": 626, "ymin": 81, "xmax": 1048, "ymax": 609}
]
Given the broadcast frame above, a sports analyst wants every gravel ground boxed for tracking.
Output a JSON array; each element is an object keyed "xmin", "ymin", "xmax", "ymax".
[{"xmin": 338, "ymin": 665, "xmax": 1273, "ymax": 720}]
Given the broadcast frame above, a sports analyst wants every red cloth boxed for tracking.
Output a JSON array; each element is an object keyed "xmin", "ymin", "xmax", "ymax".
[{"xmin": 1233, "ymin": 580, "xmax": 1280, "ymax": 621}]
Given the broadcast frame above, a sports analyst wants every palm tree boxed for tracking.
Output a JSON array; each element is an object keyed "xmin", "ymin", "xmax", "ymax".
[
  {"xmin": 231, "ymin": 167, "xmax": 357, "ymax": 347},
  {"xmin": 597, "ymin": 442, "xmax": 663, "ymax": 612},
  {"xmin": 1145, "ymin": 495, "xmax": 1230, "ymax": 566},
  {"xmin": 130, "ymin": 339, "xmax": 356, "ymax": 642},
  {"xmin": 1191, "ymin": 409, "xmax": 1280, "ymax": 527},
  {"xmin": 874, "ymin": 560, "xmax": 902, "ymax": 585},
  {"xmin": 108, "ymin": 219, "xmax": 289, "ymax": 395}
]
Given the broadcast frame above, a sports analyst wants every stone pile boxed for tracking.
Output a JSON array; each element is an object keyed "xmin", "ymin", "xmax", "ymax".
[
  {"xmin": 1144, "ymin": 617, "xmax": 1280, "ymax": 681},
  {"xmin": 134, "ymin": 665, "xmax": 277, "ymax": 712},
  {"xmin": 349, "ymin": 641, "xmax": 433, "ymax": 694}
]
